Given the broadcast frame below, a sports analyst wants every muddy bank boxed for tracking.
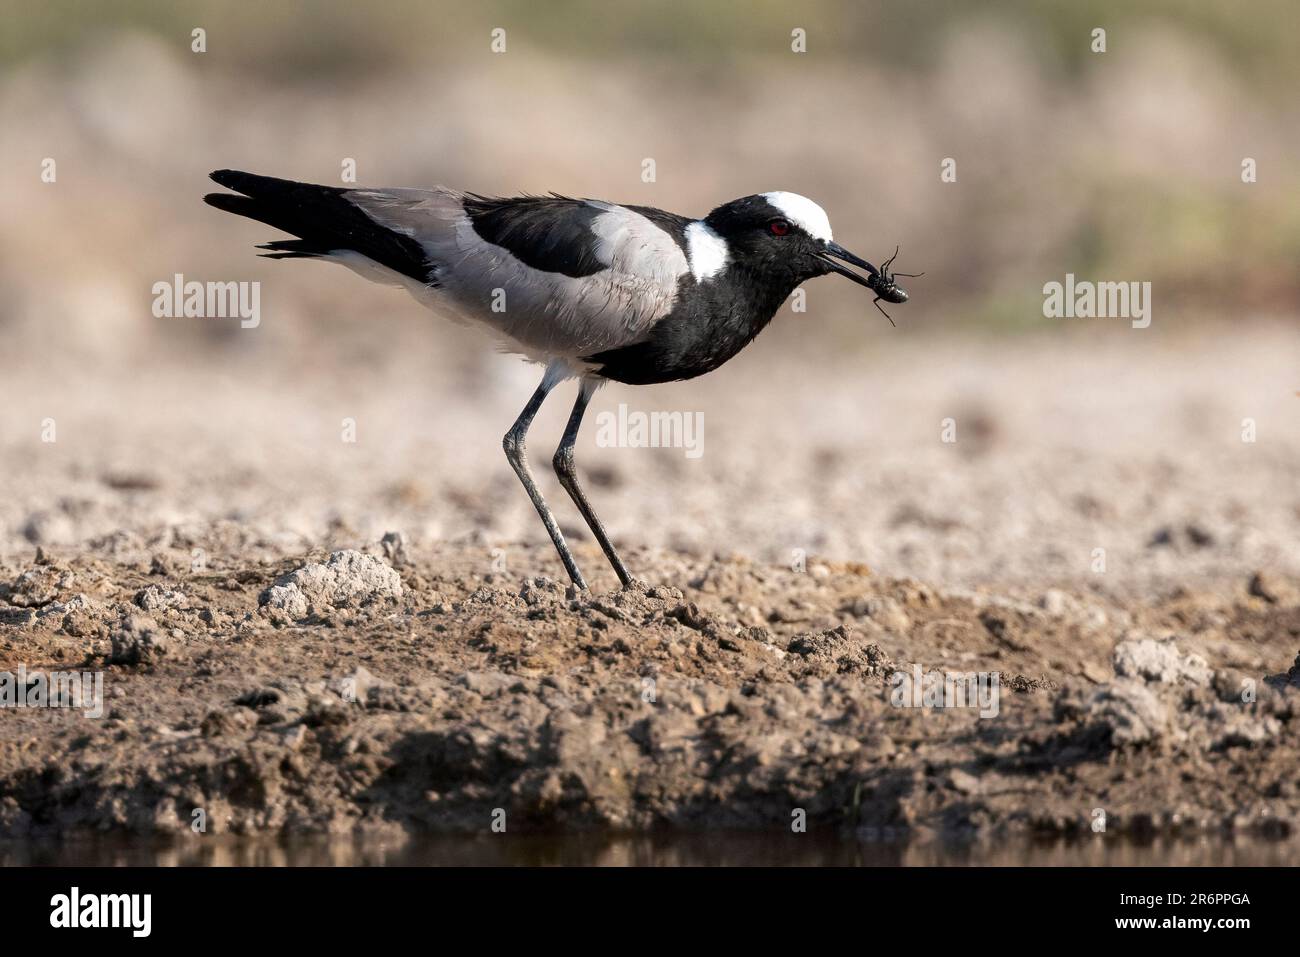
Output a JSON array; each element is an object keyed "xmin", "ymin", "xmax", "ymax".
[{"xmin": 2, "ymin": 535, "xmax": 1297, "ymax": 843}]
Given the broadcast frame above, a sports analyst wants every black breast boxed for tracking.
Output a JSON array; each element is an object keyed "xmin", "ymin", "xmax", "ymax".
[{"xmin": 585, "ymin": 269, "xmax": 798, "ymax": 385}]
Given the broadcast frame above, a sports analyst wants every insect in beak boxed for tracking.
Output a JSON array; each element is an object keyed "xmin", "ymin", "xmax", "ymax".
[{"xmin": 819, "ymin": 242, "xmax": 923, "ymax": 325}]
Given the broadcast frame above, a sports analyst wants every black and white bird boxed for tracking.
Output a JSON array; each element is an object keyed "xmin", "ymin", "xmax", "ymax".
[{"xmin": 204, "ymin": 170, "xmax": 914, "ymax": 590}]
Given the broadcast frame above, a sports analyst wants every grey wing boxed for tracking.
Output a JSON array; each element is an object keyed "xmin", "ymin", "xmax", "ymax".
[{"xmin": 347, "ymin": 189, "xmax": 690, "ymax": 358}]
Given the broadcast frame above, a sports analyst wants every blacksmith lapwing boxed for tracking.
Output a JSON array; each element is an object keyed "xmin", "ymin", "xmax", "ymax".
[{"xmin": 204, "ymin": 170, "xmax": 915, "ymax": 589}]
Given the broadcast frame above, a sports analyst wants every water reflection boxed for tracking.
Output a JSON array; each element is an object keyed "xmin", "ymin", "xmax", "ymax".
[{"xmin": 4, "ymin": 832, "xmax": 1297, "ymax": 867}]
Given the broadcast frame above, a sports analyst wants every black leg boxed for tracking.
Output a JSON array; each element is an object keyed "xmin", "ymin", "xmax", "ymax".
[
  {"xmin": 503, "ymin": 374, "xmax": 587, "ymax": 589},
  {"xmin": 552, "ymin": 382, "xmax": 635, "ymax": 588}
]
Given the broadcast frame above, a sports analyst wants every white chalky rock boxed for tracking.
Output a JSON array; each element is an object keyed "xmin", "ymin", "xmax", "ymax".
[
  {"xmin": 261, "ymin": 550, "xmax": 403, "ymax": 618},
  {"xmin": 1113, "ymin": 637, "xmax": 1211, "ymax": 687}
]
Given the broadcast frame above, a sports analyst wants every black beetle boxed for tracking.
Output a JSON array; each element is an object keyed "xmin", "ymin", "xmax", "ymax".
[{"xmin": 867, "ymin": 246, "xmax": 923, "ymax": 325}]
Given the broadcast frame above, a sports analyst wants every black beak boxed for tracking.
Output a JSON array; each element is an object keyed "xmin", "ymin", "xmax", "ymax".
[{"xmin": 818, "ymin": 241, "xmax": 880, "ymax": 289}]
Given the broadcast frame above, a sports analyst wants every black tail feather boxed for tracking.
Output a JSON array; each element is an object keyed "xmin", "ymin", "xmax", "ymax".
[
  {"xmin": 254, "ymin": 239, "xmax": 327, "ymax": 260},
  {"xmin": 204, "ymin": 170, "xmax": 434, "ymax": 284}
]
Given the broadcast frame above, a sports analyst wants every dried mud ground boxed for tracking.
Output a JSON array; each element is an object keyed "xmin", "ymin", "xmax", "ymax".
[
  {"xmin": 3, "ymin": 536, "xmax": 1300, "ymax": 851},
  {"xmin": 2, "ymin": 327, "xmax": 1299, "ymax": 855}
]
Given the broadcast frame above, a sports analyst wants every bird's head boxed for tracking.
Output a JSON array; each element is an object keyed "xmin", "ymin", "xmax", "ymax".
[{"xmin": 703, "ymin": 192, "xmax": 912, "ymax": 316}]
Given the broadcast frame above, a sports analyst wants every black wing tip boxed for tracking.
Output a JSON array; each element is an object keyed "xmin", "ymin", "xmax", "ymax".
[
  {"xmin": 204, "ymin": 191, "xmax": 251, "ymax": 211},
  {"xmin": 255, "ymin": 240, "xmax": 327, "ymax": 259},
  {"xmin": 209, "ymin": 168, "xmax": 247, "ymax": 189},
  {"xmin": 204, "ymin": 171, "xmax": 430, "ymax": 282},
  {"xmin": 208, "ymin": 169, "xmax": 328, "ymax": 197}
]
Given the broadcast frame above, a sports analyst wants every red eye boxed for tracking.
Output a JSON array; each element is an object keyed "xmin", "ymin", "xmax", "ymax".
[{"xmin": 768, "ymin": 219, "xmax": 791, "ymax": 236}]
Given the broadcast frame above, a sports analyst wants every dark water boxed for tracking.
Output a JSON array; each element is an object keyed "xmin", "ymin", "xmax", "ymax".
[{"xmin": 4, "ymin": 833, "xmax": 1297, "ymax": 866}]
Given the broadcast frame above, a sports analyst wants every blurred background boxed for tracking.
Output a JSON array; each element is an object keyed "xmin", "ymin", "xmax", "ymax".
[{"xmin": 1, "ymin": 0, "xmax": 1297, "ymax": 592}]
